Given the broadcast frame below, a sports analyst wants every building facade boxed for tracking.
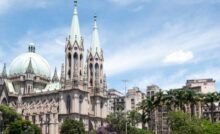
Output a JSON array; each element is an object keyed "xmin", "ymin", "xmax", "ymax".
[
  {"xmin": 0, "ymin": 1, "xmax": 108, "ymax": 134},
  {"xmin": 146, "ymin": 85, "xmax": 170, "ymax": 134},
  {"xmin": 107, "ymin": 89, "xmax": 125, "ymax": 113}
]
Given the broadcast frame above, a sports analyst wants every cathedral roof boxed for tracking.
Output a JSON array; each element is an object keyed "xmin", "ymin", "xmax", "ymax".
[{"xmin": 9, "ymin": 44, "xmax": 51, "ymax": 78}]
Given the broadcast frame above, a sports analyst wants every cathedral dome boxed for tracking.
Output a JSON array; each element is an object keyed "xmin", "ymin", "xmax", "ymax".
[{"xmin": 9, "ymin": 45, "xmax": 51, "ymax": 78}]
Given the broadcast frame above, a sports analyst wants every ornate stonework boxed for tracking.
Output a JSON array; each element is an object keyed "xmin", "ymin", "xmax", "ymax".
[{"xmin": 0, "ymin": 1, "xmax": 108, "ymax": 134}]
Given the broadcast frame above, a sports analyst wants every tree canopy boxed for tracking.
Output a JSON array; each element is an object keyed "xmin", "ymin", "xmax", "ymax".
[
  {"xmin": 60, "ymin": 119, "xmax": 86, "ymax": 134},
  {"xmin": 106, "ymin": 111, "xmax": 153, "ymax": 134},
  {"xmin": 168, "ymin": 112, "xmax": 220, "ymax": 134},
  {"xmin": 0, "ymin": 104, "xmax": 40, "ymax": 134}
]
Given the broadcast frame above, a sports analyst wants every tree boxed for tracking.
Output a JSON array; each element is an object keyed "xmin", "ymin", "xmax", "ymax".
[
  {"xmin": 106, "ymin": 112, "xmax": 153, "ymax": 134},
  {"xmin": 60, "ymin": 119, "xmax": 85, "ymax": 134},
  {"xmin": 0, "ymin": 105, "xmax": 40, "ymax": 134},
  {"xmin": 106, "ymin": 112, "xmax": 127, "ymax": 133},
  {"xmin": 201, "ymin": 92, "xmax": 220, "ymax": 122},
  {"xmin": 127, "ymin": 110, "xmax": 142, "ymax": 127},
  {"xmin": 168, "ymin": 111, "xmax": 220, "ymax": 134},
  {"xmin": 0, "ymin": 104, "xmax": 22, "ymax": 130},
  {"xmin": 5, "ymin": 120, "xmax": 40, "ymax": 134}
]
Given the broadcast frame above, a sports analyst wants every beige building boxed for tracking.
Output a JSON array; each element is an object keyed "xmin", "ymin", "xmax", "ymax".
[
  {"xmin": 146, "ymin": 85, "xmax": 170, "ymax": 134},
  {"xmin": 125, "ymin": 87, "xmax": 145, "ymax": 111},
  {"xmin": 107, "ymin": 89, "xmax": 125, "ymax": 113},
  {"xmin": 0, "ymin": 1, "xmax": 108, "ymax": 133},
  {"xmin": 184, "ymin": 78, "xmax": 216, "ymax": 93}
]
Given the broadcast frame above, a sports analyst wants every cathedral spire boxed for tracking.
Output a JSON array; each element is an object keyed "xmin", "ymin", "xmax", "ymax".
[
  {"xmin": 91, "ymin": 16, "xmax": 101, "ymax": 56},
  {"xmin": 60, "ymin": 64, "xmax": 65, "ymax": 82},
  {"xmin": 70, "ymin": 0, "xmax": 81, "ymax": 44},
  {"xmin": 26, "ymin": 58, "xmax": 34, "ymax": 74},
  {"xmin": 52, "ymin": 67, "xmax": 59, "ymax": 83},
  {"xmin": 2, "ymin": 63, "xmax": 7, "ymax": 78}
]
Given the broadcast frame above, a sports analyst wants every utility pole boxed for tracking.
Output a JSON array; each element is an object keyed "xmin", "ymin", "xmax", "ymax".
[{"xmin": 122, "ymin": 80, "xmax": 129, "ymax": 134}]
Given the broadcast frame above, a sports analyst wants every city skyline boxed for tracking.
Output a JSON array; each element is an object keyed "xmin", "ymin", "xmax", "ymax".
[{"xmin": 0, "ymin": 0, "xmax": 220, "ymax": 91}]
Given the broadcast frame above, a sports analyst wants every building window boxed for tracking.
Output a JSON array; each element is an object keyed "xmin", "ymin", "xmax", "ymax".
[
  {"xmin": 66, "ymin": 95, "xmax": 71, "ymax": 113},
  {"xmin": 79, "ymin": 96, "xmax": 83, "ymax": 114}
]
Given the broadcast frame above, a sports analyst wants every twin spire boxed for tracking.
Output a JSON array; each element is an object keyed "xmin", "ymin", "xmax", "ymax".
[
  {"xmin": 69, "ymin": 0, "xmax": 101, "ymax": 55},
  {"xmin": 70, "ymin": 0, "xmax": 81, "ymax": 44},
  {"xmin": 91, "ymin": 16, "xmax": 101, "ymax": 55}
]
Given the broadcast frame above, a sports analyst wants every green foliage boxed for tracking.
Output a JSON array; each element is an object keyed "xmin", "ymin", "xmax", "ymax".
[
  {"xmin": 60, "ymin": 119, "xmax": 85, "ymax": 134},
  {"xmin": 168, "ymin": 112, "xmax": 220, "ymax": 134},
  {"xmin": 0, "ymin": 104, "xmax": 22, "ymax": 130},
  {"xmin": 127, "ymin": 110, "xmax": 142, "ymax": 127},
  {"xmin": 0, "ymin": 105, "xmax": 40, "ymax": 134},
  {"xmin": 106, "ymin": 112, "xmax": 127, "ymax": 133},
  {"xmin": 106, "ymin": 112, "xmax": 152, "ymax": 134},
  {"xmin": 5, "ymin": 120, "xmax": 40, "ymax": 134},
  {"xmin": 129, "ymin": 127, "xmax": 153, "ymax": 134}
]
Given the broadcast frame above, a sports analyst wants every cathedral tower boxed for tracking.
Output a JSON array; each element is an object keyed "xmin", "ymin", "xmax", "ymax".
[
  {"xmin": 87, "ymin": 16, "xmax": 105, "ymax": 93},
  {"xmin": 65, "ymin": 0, "xmax": 84, "ymax": 87},
  {"xmin": 87, "ymin": 16, "xmax": 108, "ymax": 118}
]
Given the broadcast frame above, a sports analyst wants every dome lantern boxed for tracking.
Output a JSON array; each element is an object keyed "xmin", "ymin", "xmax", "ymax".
[{"xmin": 28, "ymin": 43, "xmax": 36, "ymax": 53}]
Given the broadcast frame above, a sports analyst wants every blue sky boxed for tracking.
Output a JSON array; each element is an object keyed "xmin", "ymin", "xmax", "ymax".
[{"xmin": 0, "ymin": 0, "xmax": 220, "ymax": 92}]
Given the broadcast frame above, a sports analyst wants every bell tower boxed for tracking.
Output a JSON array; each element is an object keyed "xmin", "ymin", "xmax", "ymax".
[
  {"xmin": 87, "ymin": 16, "xmax": 108, "ymax": 118},
  {"xmin": 87, "ymin": 16, "xmax": 104, "ymax": 93},
  {"xmin": 65, "ymin": 0, "xmax": 84, "ymax": 88}
]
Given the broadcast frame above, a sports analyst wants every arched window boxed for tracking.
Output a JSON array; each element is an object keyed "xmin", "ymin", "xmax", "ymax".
[
  {"xmin": 89, "ymin": 64, "xmax": 93, "ymax": 76},
  {"xmin": 90, "ymin": 79, "xmax": 93, "ymax": 86},
  {"xmin": 68, "ymin": 70, "xmax": 71, "ymax": 80},
  {"xmin": 73, "ymin": 53, "xmax": 78, "ymax": 71},
  {"xmin": 80, "ymin": 70, "xmax": 82, "ymax": 76},
  {"xmin": 68, "ymin": 53, "xmax": 71, "ymax": 67},
  {"xmin": 95, "ymin": 63, "xmax": 99, "ymax": 77},
  {"xmin": 80, "ymin": 54, "xmax": 83, "ymax": 68},
  {"xmin": 66, "ymin": 95, "xmax": 71, "ymax": 114},
  {"xmin": 79, "ymin": 96, "xmax": 83, "ymax": 114}
]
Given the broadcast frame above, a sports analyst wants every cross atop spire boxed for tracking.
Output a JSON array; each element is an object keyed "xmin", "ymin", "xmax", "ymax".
[
  {"xmin": 91, "ymin": 16, "xmax": 101, "ymax": 56},
  {"xmin": 70, "ymin": 0, "xmax": 81, "ymax": 44}
]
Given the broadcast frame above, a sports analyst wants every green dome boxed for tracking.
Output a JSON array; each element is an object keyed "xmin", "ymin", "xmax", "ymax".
[{"xmin": 9, "ymin": 52, "xmax": 51, "ymax": 78}]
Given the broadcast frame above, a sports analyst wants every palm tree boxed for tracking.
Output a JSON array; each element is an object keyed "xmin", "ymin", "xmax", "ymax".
[
  {"xmin": 201, "ymin": 92, "xmax": 219, "ymax": 122},
  {"xmin": 138, "ymin": 97, "xmax": 155, "ymax": 129}
]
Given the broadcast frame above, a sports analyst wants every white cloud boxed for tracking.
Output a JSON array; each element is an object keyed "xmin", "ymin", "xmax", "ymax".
[
  {"xmin": 108, "ymin": 0, "xmax": 151, "ymax": 6},
  {"xmin": 0, "ymin": 0, "xmax": 54, "ymax": 14},
  {"xmin": 163, "ymin": 50, "xmax": 194, "ymax": 64},
  {"xmin": 104, "ymin": 22, "xmax": 220, "ymax": 76}
]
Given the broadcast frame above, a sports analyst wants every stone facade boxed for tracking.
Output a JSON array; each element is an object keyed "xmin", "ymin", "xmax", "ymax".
[{"xmin": 0, "ymin": 1, "xmax": 108, "ymax": 134}]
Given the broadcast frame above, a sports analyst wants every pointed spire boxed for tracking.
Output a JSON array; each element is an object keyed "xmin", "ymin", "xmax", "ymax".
[
  {"xmin": 70, "ymin": 0, "xmax": 81, "ymax": 44},
  {"xmin": 52, "ymin": 67, "xmax": 59, "ymax": 83},
  {"xmin": 26, "ymin": 58, "xmax": 34, "ymax": 74},
  {"xmin": 91, "ymin": 16, "xmax": 101, "ymax": 56},
  {"xmin": 2, "ymin": 63, "xmax": 7, "ymax": 78},
  {"xmin": 83, "ymin": 63, "xmax": 88, "ymax": 82},
  {"xmin": 60, "ymin": 64, "xmax": 65, "ymax": 82}
]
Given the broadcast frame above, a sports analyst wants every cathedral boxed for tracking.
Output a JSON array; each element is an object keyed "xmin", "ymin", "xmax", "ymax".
[{"xmin": 0, "ymin": 1, "xmax": 108, "ymax": 134}]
